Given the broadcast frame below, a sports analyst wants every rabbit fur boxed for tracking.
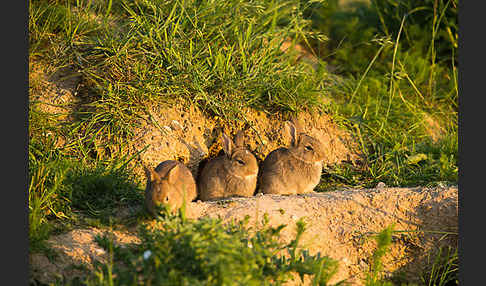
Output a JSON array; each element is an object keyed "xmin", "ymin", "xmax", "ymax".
[
  {"xmin": 198, "ymin": 130, "xmax": 258, "ymax": 201},
  {"xmin": 259, "ymin": 121, "xmax": 326, "ymax": 195},
  {"xmin": 144, "ymin": 160, "xmax": 197, "ymax": 216}
]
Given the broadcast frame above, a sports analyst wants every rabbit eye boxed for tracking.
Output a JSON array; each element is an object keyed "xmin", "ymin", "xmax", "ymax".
[
  {"xmin": 165, "ymin": 196, "xmax": 169, "ymax": 202},
  {"xmin": 236, "ymin": 159, "xmax": 245, "ymax": 165},
  {"xmin": 305, "ymin": 145, "xmax": 313, "ymax": 151}
]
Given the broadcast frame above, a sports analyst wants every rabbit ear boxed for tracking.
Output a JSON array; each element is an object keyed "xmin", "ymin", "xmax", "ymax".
[
  {"xmin": 142, "ymin": 164, "xmax": 155, "ymax": 180},
  {"xmin": 284, "ymin": 121, "xmax": 299, "ymax": 147},
  {"xmin": 234, "ymin": 130, "xmax": 245, "ymax": 147},
  {"xmin": 148, "ymin": 168, "xmax": 161, "ymax": 182},
  {"xmin": 222, "ymin": 133, "xmax": 233, "ymax": 157},
  {"xmin": 166, "ymin": 164, "xmax": 180, "ymax": 184}
]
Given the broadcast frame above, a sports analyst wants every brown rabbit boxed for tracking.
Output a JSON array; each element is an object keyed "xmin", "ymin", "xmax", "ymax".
[
  {"xmin": 198, "ymin": 130, "xmax": 259, "ymax": 201},
  {"xmin": 259, "ymin": 121, "xmax": 326, "ymax": 195},
  {"xmin": 144, "ymin": 160, "xmax": 197, "ymax": 216}
]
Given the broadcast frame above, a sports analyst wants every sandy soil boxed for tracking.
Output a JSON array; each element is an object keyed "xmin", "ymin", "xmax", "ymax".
[{"xmin": 30, "ymin": 185, "xmax": 457, "ymax": 285}]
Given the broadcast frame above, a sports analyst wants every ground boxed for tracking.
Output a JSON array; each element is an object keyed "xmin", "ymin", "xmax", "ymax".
[{"xmin": 30, "ymin": 185, "xmax": 457, "ymax": 285}]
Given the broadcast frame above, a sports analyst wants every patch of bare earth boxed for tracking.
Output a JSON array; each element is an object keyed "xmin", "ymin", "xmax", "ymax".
[
  {"xmin": 30, "ymin": 186, "xmax": 457, "ymax": 285},
  {"xmin": 29, "ymin": 59, "xmax": 82, "ymax": 118},
  {"xmin": 130, "ymin": 102, "xmax": 359, "ymax": 183},
  {"xmin": 30, "ymin": 228, "xmax": 140, "ymax": 285},
  {"xmin": 29, "ymin": 58, "xmax": 85, "ymax": 149}
]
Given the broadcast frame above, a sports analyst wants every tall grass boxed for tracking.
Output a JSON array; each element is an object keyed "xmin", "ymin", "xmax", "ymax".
[
  {"xmin": 421, "ymin": 246, "xmax": 458, "ymax": 286},
  {"xmin": 312, "ymin": 0, "xmax": 458, "ymax": 189},
  {"xmin": 30, "ymin": 0, "xmax": 329, "ymax": 120}
]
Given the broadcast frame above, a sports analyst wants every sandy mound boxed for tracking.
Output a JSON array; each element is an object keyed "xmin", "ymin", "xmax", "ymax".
[
  {"xmin": 30, "ymin": 186, "xmax": 457, "ymax": 285},
  {"xmin": 188, "ymin": 185, "xmax": 458, "ymax": 285}
]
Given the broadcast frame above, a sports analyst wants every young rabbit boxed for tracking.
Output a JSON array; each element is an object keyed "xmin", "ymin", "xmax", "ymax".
[
  {"xmin": 144, "ymin": 160, "xmax": 197, "ymax": 216},
  {"xmin": 198, "ymin": 130, "xmax": 259, "ymax": 201},
  {"xmin": 259, "ymin": 121, "xmax": 326, "ymax": 195}
]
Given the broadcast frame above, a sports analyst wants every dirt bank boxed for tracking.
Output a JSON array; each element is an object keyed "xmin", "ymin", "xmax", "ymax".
[
  {"xmin": 30, "ymin": 185, "xmax": 457, "ymax": 285},
  {"xmin": 189, "ymin": 185, "xmax": 458, "ymax": 285},
  {"xmin": 129, "ymin": 101, "xmax": 360, "ymax": 183}
]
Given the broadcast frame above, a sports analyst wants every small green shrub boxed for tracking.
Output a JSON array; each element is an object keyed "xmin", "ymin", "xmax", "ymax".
[{"xmin": 88, "ymin": 214, "xmax": 343, "ymax": 286}]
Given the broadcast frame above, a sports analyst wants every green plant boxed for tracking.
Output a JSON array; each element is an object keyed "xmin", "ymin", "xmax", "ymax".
[
  {"xmin": 28, "ymin": 155, "xmax": 144, "ymax": 243},
  {"xmin": 308, "ymin": 0, "xmax": 457, "ymax": 76},
  {"xmin": 63, "ymin": 160, "xmax": 143, "ymax": 218},
  {"xmin": 304, "ymin": 0, "xmax": 458, "ymax": 189},
  {"xmin": 29, "ymin": 162, "xmax": 68, "ymax": 250},
  {"xmin": 29, "ymin": 111, "xmax": 144, "ymax": 248},
  {"xmin": 421, "ymin": 246, "xmax": 458, "ymax": 286},
  {"xmin": 372, "ymin": 0, "xmax": 458, "ymax": 63},
  {"xmin": 364, "ymin": 225, "xmax": 394, "ymax": 286},
  {"xmin": 88, "ymin": 213, "xmax": 343, "ymax": 285}
]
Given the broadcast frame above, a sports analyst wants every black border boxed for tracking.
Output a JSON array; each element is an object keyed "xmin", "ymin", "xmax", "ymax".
[
  {"xmin": 14, "ymin": 0, "xmax": 29, "ymax": 284},
  {"xmin": 458, "ymin": 0, "xmax": 479, "ymax": 285}
]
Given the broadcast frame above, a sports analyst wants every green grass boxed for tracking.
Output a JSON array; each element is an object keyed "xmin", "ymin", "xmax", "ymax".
[
  {"xmin": 29, "ymin": 103, "xmax": 144, "ymax": 250},
  {"xmin": 311, "ymin": 0, "xmax": 458, "ymax": 190},
  {"xmin": 364, "ymin": 225, "xmax": 395, "ymax": 286},
  {"xmin": 28, "ymin": 0, "xmax": 457, "ymax": 284},
  {"xmin": 28, "ymin": 153, "xmax": 144, "ymax": 250},
  {"xmin": 420, "ymin": 246, "xmax": 458, "ymax": 286},
  {"xmin": 30, "ymin": 0, "xmax": 329, "ymax": 118},
  {"xmin": 360, "ymin": 226, "xmax": 458, "ymax": 286}
]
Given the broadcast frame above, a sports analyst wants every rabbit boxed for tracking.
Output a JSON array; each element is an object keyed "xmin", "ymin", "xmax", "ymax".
[
  {"xmin": 198, "ymin": 130, "xmax": 259, "ymax": 201},
  {"xmin": 259, "ymin": 121, "xmax": 326, "ymax": 195},
  {"xmin": 144, "ymin": 160, "xmax": 198, "ymax": 216}
]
